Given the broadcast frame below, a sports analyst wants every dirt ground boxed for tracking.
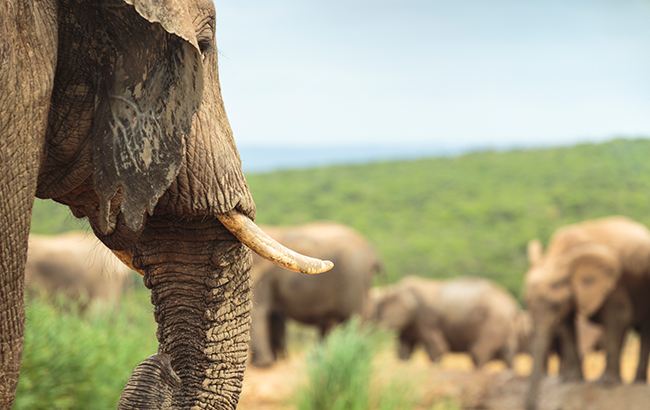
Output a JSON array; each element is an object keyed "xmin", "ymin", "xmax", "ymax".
[{"xmin": 238, "ymin": 333, "xmax": 650, "ymax": 410}]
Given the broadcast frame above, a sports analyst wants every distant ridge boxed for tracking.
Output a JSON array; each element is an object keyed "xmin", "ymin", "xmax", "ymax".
[
  {"xmin": 238, "ymin": 145, "xmax": 457, "ymax": 173},
  {"xmin": 238, "ymin": 138, "xmax": 632, "ymax": 173}
]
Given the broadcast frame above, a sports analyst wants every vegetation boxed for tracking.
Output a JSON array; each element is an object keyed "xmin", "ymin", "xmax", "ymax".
[
  {"xmin": 14, "ymin": 292, "xmax": 158, "ymax": 410},
  {"xmin": 30, "ymin": 199, "xmax": 89, "ymax": 235},
  {"xmin": 246, "ymin": 138, "xmax": 650, "ymax": 297},
  {"xmin": 294, "ymin": 319, "xmax": 426, "ymax": 410},
  {"xmin": 31, "ymin": 138, "xmax": 650, "ymax": 297}
]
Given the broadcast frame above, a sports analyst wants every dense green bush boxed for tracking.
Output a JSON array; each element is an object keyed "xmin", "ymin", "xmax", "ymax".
[{"xmin": 14, "ymin": 292, "xmax": 158, "ymax": 410}]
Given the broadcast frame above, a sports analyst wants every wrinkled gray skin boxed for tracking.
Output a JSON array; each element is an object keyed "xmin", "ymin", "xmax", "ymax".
[
  {"xmin": 249, "ymin": 222, "xmax": 382, "ymax": 367},
  {"xmin": 2, "ymin": 0, "xmax": 256, "ymax": 408},
  {"xmin": 26, "ymin": 232, "xmax": 133, "ymax": 307},
  {"xmin": 524, "ymin": 216, "xmax": 650, "ymax": 410},
  {"xmin": 370, "ymin": 276, "xmax": 520, "ymax": 367}
]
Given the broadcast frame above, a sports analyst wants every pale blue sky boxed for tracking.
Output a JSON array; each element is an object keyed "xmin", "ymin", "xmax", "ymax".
[{"xmin": 214, "ymin": 0, "xmax": 650, "ymax": 150}]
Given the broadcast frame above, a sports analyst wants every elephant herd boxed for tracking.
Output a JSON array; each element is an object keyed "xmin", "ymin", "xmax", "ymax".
[
  {"xmin": 23, "ymin": 216, "xmax": 648, "ymax": 410},
  {"xmin": 253, "ymin": 216, "xmax": 650, "ymax": 410}
]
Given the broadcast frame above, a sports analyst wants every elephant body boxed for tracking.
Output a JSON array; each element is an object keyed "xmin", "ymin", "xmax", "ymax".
[
  {"xmin": 524, "ymin": 216, "xmax": 650, "ymax": 410},
  {"xmin": 250, "ymin": 222, "xmax": 382, "ymax": 367},
  {"xmin": 371, "ymin": 276, "xmax": 520, "ymax": 367},
  {"xmin": 1, "ymin": 0, "xmax": 330, "ymax": 407},
  {"xmin": 26, "ymin": 232, "xmax": 133, "ymax": 306}
]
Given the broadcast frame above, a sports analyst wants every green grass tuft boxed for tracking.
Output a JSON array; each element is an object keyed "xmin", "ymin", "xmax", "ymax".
[
  {"xmin": 294, "ymin": 318, "xmax": 429, "ymax": 410},
  {"xmin": 295, "ymin": 318, "xmax": 378, "ymax": 410}
]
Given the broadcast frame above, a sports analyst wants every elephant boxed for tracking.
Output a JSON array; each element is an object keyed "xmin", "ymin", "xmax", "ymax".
[
  {"xmin": 370, "ymin": 275, "xmax": 521, "ymax": 368},
  {"xmin": 523, "ymin": 216, "xmax": 650, "ymax": 410},
  {"xmin": 515, "ymin": 311, "xmax": 604, "ymax": 359},
  {"xmin": 1, "ymin": 1, "xmax": 332, "ymax": 408},
  {"xmin": 26, "ymin": 232, "xmax": 133, "ymax": 306},
  {"xmin": 249, "ymin": 222, "xmax": 383, "ymax": 367}
]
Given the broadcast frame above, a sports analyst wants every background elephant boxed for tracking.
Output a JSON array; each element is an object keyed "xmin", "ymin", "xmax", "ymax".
[
  {"xmin": 524, "ymin": 216, "xmax": 650, "ymax": 410},
  {"xmin": 26, "ymin": 232, "xmax": 134, "ymax": 306},
  {"xmin": 249, "ymin": 222, "xmax": 383, "ymax": 367},
  {"xmin": 1, "ymin": 1, "xmax": 329, "ymax": 408},
  {"xmin": 370, "ymin": 275, "xmax": 521, "ymax": 368},
  {"xmin": 516, "ymin": 311, "xmax": 604, "ymax": 359}
]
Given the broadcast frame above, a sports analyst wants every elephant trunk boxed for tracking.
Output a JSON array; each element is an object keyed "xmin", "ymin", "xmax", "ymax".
[
  {"xmin": 118, "ymin": 217, "xmax": 252, "ymax": 410},
  {"xmin": 524, "ymin": 313, "xmax": 555, "ymax": 410}
]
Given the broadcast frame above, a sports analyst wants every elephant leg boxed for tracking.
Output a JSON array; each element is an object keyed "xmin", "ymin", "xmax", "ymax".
[
  {"xmin": 0, "ymin": 168, "xmax": 36, "ymax": 408},
  {"xmin": 0, "ymin": 165, "xmax": 38, "ymax": 408},
  {"xmin": 269, "ymin": 311, "xmax": 287, "ymax": 360},
  {"xmin": 600, "ymin": 326, "xmax": 626, "ymax": 383},
  {"xmin": 397, "ymin": 333, "xmax": 417, "ymax": 361},
  {"xmin": 470, "ymin": 333, "xmax": 503, "ymax": 368},
  {"xmin": 556, "ymin": 316, "xmax": 583, "ymax": 382},
  {"xmin": 634, "ymin": 321, "xmax": 650, "ymax": 383},
  {"xmin": 502, "ymin": 330, "xmax": 518, "ymax": 369},
  {"xmin": 420, "ymin": 327, "xmax": 448, "ymax": 362},
  {"xmin": 599, "ymin": 286, "xmax": 632, "ymax": 384},
  {"xmin": 319, "ymin": 316, "xmax": 341, "ymax": 339},
  {"xmin": 1, "ymin": 5, "xmax": 54, "ymax": 406}
]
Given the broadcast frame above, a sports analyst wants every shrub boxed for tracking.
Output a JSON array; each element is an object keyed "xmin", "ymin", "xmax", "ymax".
[
  {"xmin": 294, "ymin": 318, "xmax": 422, "ymax": 410},
  {"xmin": 14, "ymin": 291, "xmax": 158, "ymax": 410}
]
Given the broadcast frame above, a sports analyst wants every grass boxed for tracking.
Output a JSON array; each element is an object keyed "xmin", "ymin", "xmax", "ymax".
[
  {"xmin": 294, "ymin": 318, "xmax": 444, "ymax": 410},
  {"xmin": 14, "ymin": 291, "xmax": 158, "ymax": 410}
]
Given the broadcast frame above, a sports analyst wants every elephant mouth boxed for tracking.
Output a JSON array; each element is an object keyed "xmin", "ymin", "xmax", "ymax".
[{"xmin": 112, "ymin": 210, "xmax": 334, "ymax": 275}]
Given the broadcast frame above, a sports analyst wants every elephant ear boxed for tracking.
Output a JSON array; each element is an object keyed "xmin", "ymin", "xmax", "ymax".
[
  {"xmin": 123, "ymin": 0, "xmax": 201, "ymax": 51},
  {"xmin": 565, "ymin": 243, "xmax": 621, "ymax": 318},
  {"xmin": 92, "ymin": 1, "xmax": 204, "ymax": 234},
  {"xmin": 527, "ymin": 239, "xmax": 543, "ymax": 266}
]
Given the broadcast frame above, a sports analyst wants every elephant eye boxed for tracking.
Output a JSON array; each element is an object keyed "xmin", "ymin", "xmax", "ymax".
[
  {"xmin": 550, "ymin": 277, "xmax": 570, "ymax": 289},
  {"xmin": 198, "ymin": 39, "xmax": 214, "ymax": 61}
]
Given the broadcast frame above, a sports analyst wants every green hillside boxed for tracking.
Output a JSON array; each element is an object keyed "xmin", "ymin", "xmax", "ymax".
[
  {"xmin": 246, "ymin": 138, "xmax": 650, "ymax": 297},
  {"xmin": 31, "ymin": 138, "xmax": 650, "ymax": 298}
]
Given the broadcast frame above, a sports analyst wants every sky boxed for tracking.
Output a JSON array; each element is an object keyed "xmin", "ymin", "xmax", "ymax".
[{"xmin": 214, "ymin": 0, "xmax": 650, "ymax": 151}]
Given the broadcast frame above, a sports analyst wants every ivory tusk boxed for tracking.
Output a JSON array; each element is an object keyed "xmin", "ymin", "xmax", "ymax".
[
  {"xmin": 111, "ymin": 249, "xmax": 146, "ymax": 277},
  {"xmin": 217, "ymin": 211, "xmax": 334, "ymax": 274}
]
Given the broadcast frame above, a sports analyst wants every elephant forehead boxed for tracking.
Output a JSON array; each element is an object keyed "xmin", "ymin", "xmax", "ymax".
[
  {"xmin": 525, "ymin": 266, "xmax": 548, "ymax": 285},
  {"xmin": 525, "ymin": 264, "xmax": 569, "ymax": 294}
]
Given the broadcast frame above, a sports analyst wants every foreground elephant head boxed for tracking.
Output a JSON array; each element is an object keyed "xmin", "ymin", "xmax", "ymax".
[{"xmin": 1, "ymin": 1, "xmax": 331, "ymax": 408}]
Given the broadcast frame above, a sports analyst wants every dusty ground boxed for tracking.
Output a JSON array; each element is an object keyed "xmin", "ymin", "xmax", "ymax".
[{"xmin": 238, "ymin": 333, "xmax": 650, "ymax": 410}]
